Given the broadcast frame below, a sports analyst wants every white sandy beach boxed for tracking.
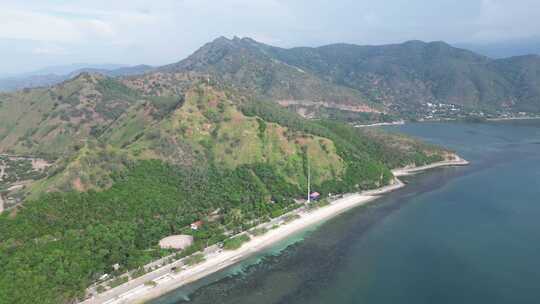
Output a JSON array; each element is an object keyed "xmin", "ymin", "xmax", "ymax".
[
  {"xmin": 133, "ymin": 193, "xmax": 381, "ymax": 304},
  {"xmin": 392, "ymin": 155, "xmax": 469, "ymax": 177},
  {"xmin": 354, "ymin": 120, "xmax": 405, "ymax": 128},
  {"xmin": 82, "ymin": 157, "xmax": 468, "ymax": 304}
]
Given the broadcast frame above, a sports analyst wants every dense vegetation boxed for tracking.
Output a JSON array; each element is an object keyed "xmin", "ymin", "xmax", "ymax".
[{"xmin": 0, "ymin": 160, "xmax": 302, "ymax": 303}]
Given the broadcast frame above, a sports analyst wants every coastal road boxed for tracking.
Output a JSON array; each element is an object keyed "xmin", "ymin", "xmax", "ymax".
[
  {"xmin": 83, "ymin": 213, "xmax": 293, "ymax": 304},
  {"xmin": 82, "ymin": 198, "xmax": 366, "ymax": 304},
  {"xmin": 82, "ymin": 245, "xmax": 221, "ymax": 304}
]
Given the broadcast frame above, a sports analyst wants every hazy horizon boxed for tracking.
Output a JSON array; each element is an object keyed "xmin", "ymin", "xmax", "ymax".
[{"xmin": 2, "ymin": 0, "xmax": 540, "ymax": 75}]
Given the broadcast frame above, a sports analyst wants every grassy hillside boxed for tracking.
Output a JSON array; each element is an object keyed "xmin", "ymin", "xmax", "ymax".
[{"xmin": 0, "ymin": 73, "xmax": 143, "ymax": 158}]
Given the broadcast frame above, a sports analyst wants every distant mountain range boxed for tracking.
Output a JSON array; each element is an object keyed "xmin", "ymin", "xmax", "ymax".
[
  {"xmin": 22, "ymin": 63, "xmax": 129, "ymax": 76},
  {"xmin": 0, "ymin": 64, "xmax": 154, "ymax": 92},
  {"xmin": 2, "ymin": 37, "xmax": 539, "ymax": 118},
  {"xmin": 459, "ymin": 38, "xmax": 540, "ymax": 59},
  {"xmin": 162, "ymin": 37, "xmax": 540, "ymax": 118}
]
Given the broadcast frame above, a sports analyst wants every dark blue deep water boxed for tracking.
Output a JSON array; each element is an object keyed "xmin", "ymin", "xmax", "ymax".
[{"xmin": 152, "ymin": 120, "xmax": 540, "ymax": 304}]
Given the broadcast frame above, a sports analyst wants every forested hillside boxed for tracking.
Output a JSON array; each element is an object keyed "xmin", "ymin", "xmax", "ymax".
[{"xmin": 0, "ymin": 70, "xmax": 450, "ymax": 303}]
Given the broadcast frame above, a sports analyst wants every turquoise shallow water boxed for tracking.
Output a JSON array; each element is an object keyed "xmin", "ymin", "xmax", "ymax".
[{"xmin": 151, "ymin": 120, "xmax": 540, "ymax": 304}]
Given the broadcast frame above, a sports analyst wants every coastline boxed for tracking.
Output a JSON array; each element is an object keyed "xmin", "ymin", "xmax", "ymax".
[
  {"xmin": 354, "ymin": 120, "xmax": 405, "ymax": 128},
  {"xmin": 82, "ymin": 156, "xmax": 468, "ymax": 304},
  {"xmin": 392, "ymin": 155, "xmax": 469, "ymax": 177},
  {"xmin": 486, "ymin": 116, "xmax": 540, "ymax": 121}
]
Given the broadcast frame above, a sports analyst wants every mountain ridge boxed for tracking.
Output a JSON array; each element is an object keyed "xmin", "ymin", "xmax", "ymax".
[
  {"xmin": 0, "ymin": 64, "xmax": 154, "ymax": 92},
  {"xmin": 163, "ymin": 36, "xmax": 540, "ymax": 118},
  {"xmin": 3, "ymin": 37, "xmax": 539, "ymax": 119}
]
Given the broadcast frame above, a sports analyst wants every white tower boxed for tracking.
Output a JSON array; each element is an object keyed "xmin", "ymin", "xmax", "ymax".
[{"xmin": 307, "ymin": 150, "xmax": 311, "ymax": 204}]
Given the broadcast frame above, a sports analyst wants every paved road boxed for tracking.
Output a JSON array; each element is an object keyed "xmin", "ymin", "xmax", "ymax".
[
  {"xmin": 80, "ymin": 194, "xmax": 374, "ymax": 304},
  {"xmin": 82, "ymin": 245, "xmax": 222, "ymax": 304},
  {"xmin": 81, "ymin": 208, "xmax": 307, "ymax": 304}
]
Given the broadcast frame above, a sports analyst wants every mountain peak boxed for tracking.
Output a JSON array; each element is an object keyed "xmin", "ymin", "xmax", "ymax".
[
  {"xmin": 403, "ymin": 40, "xmax": 427, "ymax": 46},
  {"xmin": 209, "ymin": 36, "xmax": 262, "ymax": 47},
  {"xmin": 212, "ymin": 36, "xmax": 233, "ymax": 44},
  {"xmin": 70, "ymin": 71, "xmax": 106, "ymax": 83},
  {"xmin": 401, "ymin": 40, "xmax": 453, "ymax": 49}
]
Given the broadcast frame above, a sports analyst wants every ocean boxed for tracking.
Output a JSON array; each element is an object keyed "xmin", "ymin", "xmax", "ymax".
[{"xmin": 151, "ymin": 120, "xmax": 540, "ymax": 304}]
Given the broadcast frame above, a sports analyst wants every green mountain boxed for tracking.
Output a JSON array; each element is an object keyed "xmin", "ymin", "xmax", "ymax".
[
  {"xmin": 163, "ymin": 37, "xmax": 540, "ymax": 119},
  {"xmin": 0, "ymin": 68, "xmax": 450, "ymax": 303},
  {"xmin": 160, "ymin": 37, "xmax": 384, "ymax": 120}
]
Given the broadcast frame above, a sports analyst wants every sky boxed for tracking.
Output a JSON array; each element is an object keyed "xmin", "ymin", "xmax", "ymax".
[{"xmin": 1, "ymin": 0, "xmax": 540, "ymax": 75}]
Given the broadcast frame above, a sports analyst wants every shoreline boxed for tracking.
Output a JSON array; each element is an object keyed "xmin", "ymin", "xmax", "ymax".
[
  {"xmin": 351, "ymin": 116, "xmax": 540, "ymax": 127},
  {"xmin": 354, "ymin": 120, "xmax": 405, "ymax": 128},
  {"xmin": 418, "ymin": 116, "xmax": 540, "ymax": 123},
  {"xmin": 82, "ymin": 157, "xmax": 469, "ymax": 304},
  {"xmin": 485, "ymin": 116, "xmax": 540, "ymax": 121},
  {"xmin": 392, "ymin": 155, "xmax": 469, "ymax": 177}
]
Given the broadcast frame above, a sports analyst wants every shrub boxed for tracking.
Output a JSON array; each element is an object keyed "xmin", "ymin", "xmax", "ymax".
[
  {"xmin": 108, "ymin": 276, "xmax": 129, "ymax": 288},
  {"xmin": 250, "ymin": 227, "xmax": 268, "ymax": 236},
  {"xmin": 96, "ymin": 285, "xmax": 106, "ymax": 294},
  {"xmin": 282, "ymin": 214, "xmax": 301, "ymax": 223},
  {"xmin": 184, "ymin": 253, "xmax": 205, "ymax": 266},
  {"xmin": 222, "ymin": 234, "xmax": 250, "ymax": 250},
  {"xmin": 144, "ymin": 280, "xmax": 157, "ymax": 287}
]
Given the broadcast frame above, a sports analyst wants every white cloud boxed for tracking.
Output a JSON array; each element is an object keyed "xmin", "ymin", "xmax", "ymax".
[
  {"xmin": 0, "ymin": 0, "xmax": 540, "ymax": 74},
  {"xmin": 32, "ymin": 44, "xmax": 69, "ymax": 55},
  {"xmin": 0, "ymin": 2, "xmax": 157, "ymax": 44},
  {"xmin": 472, "ymin": 0, "xmax": 540, "ymax": 42},
  {"xmin": 0, "ymin": 9, "xmax": 83, "ymax": 42}
]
